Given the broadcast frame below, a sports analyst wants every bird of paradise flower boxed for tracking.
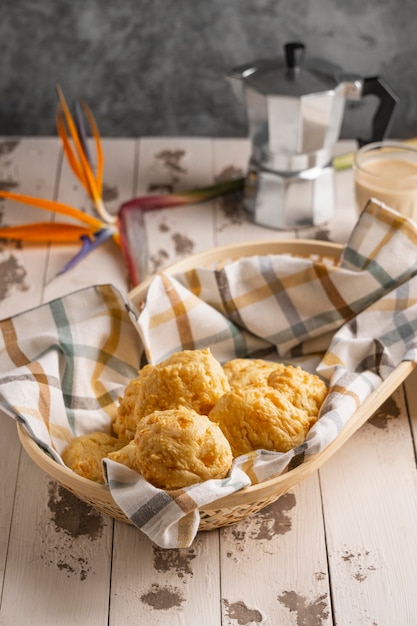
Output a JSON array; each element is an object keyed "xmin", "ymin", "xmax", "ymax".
[{"xmin": 0, "ymin": 85, "xmax": 244, "ymax": 286}]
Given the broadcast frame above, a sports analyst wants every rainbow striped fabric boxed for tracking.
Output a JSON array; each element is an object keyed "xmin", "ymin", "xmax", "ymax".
[{"xmin": 0, "ymin": 200, "xmax": 416, "ymax": 548}]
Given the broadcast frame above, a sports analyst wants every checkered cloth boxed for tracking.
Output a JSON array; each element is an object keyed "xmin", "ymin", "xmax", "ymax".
[{"xmin": 0, "ymin": 200, "xmax": 416, "ymax": 548}]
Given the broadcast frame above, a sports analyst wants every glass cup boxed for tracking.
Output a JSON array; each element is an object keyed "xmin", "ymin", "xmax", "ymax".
[{"xmin": 353, "ymin": 141, "xmax": 417, "ymax": 220}]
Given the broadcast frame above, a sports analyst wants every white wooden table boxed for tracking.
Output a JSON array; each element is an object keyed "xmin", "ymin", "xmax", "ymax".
[{"xmin": 0, "ymin": 136, "xmax": 417, "ymax": 626}]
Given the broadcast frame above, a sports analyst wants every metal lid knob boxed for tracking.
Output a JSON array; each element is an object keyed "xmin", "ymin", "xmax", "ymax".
[{"xmin": 284, "ymin": 42, "xmax": 305, "ymax": 75}]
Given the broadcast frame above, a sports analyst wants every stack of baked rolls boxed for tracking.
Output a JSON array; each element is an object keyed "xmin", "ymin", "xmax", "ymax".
[{"xmin": 62, "ymin": 348, "xmax": 328, "ymax": 489}]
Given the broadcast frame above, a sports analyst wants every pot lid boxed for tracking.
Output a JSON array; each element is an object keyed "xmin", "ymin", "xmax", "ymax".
[{"xmin": 234, "ymin": 42, "xmax": 341, "ymax": 97}]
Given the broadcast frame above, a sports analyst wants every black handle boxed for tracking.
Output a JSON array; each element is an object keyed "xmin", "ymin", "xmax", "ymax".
[
  {"xmin": 358, "ymin": 76, "xmax": 399, "ymax": 146},
  {"xmin": 284, "ymin": 42, "xmax": 305, "ymax": 70}
]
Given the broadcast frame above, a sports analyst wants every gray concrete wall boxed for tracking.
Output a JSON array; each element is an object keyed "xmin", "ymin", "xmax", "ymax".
[{"xmin": 1, "ymin": 0, "xmax": 416, "ymax": 140}]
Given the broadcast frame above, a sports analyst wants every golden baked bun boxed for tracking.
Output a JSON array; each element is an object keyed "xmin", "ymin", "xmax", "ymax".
[
  {"xmin": 66, "ymin": 353, "xmax": 327, "ymax": 486},
  {"xmin": 208, "ymin": 387, "xmax": 311, "ymax": 457},
  {"xmin": 62, "ymin": 432, "xmax": 126, "ymax": 484},
  {"xmin": 134, "ymin": 348, "xmax": 230, "ymax": 419},
  {"xmin": 112, "ymin": 376, "xmax": 141, "ymax": 441},
  {"xmin": 267, "ymin": 365, "xmax": 328, "ymax": 425},
  {"xmin": 223, "ymin": 358, "xmax": 286, "ymax": 389},
  {"xmin": 107, "ymin": 439, "xmax": 140, "ymax": 472},
  {"xmin": 110, "ymin": 407, "xmax": 233, "ymax": 490}
]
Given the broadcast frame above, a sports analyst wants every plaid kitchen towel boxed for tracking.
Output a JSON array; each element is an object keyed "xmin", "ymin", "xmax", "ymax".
[
  {"xmin": 0, "ymin": 284, "xmax": 142, "ymax": 457},
  {"xmin": 0, "ymin": 199, "xmax": 416, "ymax": 548}
]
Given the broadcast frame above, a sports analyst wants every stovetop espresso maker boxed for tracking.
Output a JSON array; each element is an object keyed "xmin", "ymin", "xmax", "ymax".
[{"xmin": 227, "ymin": 42, "xmax": 398, "ymax": 229}]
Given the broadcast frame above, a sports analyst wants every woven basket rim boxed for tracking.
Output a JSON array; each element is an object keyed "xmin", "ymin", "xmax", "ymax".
[{"xmin": 129, "ymin": 237, "xmax": 344, "ymax": 301}]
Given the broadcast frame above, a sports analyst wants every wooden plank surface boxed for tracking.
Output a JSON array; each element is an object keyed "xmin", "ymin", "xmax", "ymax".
[
  {"xmin": 319, "ymin": 386, "xmax": 417, "ymax": 625},
  {"xmin": 0, "ymin": 135, "xmax": 416, "ymax": 625},
  {"xmin": 220, "ymin": 474, "xmax": 331, "ymax": 625},
  {"xmin": 0, "ymin": 413, "xmax": 20, "ymax": 595},
  {"xmin": 110, "ymin": 523, "xmax": 221, "ymax": 626},
  {"xmin": 0, "ymin": 137, "xmax": 61, "ymax": 318},
  {"xmin": 0, "ymin": 453, "xmax": 114, "ymax": 626},
  {"xmin": 139, "ymin": 137, "xmax": 218, "ymax": 275}
]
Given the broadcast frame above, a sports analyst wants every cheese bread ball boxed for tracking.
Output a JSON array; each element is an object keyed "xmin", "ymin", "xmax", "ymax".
[
  {"xmin": 112, "ymin": 376, "xmax": 141, "ymax": 441},
  {"xmin": 223, "ymin": 358, "xmax": 286, "ymax": 389},
  {"xmin": 107, "ymin": 439, "xmax": 140, "ymax": 472},
  {"xmin": 62, "ymin": 432, "xmax": 126, "ymax": 484},
  {"xmin": 208, "ymin": 387, "xmax": 311, "ymax": 457},
  {"xmin": 113, "ymin": 407, "xmax": 233, "ymax": 490},
  {"xmin": 134, "ymin": 348, "xmax": 230, "ymax": 419},
  {"xmin": 267, "ymin": 365, "xmax": 328, "ymax": 425}
]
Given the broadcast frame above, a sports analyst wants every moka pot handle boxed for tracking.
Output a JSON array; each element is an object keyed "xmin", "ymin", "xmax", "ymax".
[{"xmin": 358, "ymin": 76, "xmax": 399, "ymax": 146}]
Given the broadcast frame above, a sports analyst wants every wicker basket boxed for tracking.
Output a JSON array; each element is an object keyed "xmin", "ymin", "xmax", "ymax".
[{"xmin": 16, "ymin": 239, "xmax": 416, "ymax": 531}]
